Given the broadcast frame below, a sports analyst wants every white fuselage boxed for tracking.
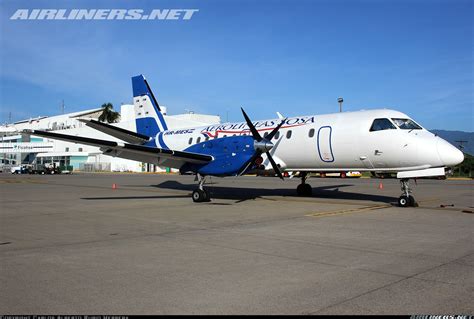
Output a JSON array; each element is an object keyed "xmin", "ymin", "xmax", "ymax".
[{"xmin": 155, "ymin": 109, "xmax": 464, "ymax": 173}]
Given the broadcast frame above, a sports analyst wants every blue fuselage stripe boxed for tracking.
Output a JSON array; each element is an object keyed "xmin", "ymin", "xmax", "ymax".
[{"xmin": 158, "ymin": 132, "xmax": 169, "ymax": 149}]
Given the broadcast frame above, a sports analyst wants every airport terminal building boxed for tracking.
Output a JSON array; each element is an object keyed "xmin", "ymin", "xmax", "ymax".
[{"xmin": 0, "ymin": 105, "xmax": 220, "ymax": 173}]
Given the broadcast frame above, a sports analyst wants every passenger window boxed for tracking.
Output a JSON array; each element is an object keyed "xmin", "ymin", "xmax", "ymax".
[
  {"xmin": 286, "ymin": 130, "xmax": 292, "ymax": 139},
  {"xmin": 370, "ymin": 118, "xmax": 396, "ymax": 132},
  {"xmin": 196, "ymin": 137, "xmax": 201, "ymax": 144},
  {"xmin": 274, "ymin": 132, "xmax": 280, "ymax": 140},
  {"xmin": 188, "ymin": 137, "xmax": 193, "ymax": 145},
  {"xmin": 205, "ymin": 136, "xmax": 209, "ymax": 141},
  {"xmin": 263, "ymin": 132, "xmax": 269, "ymax": 138},
  {"xmin": 309, "ymin": 128, "xmax": 315, "ymax": 138},
  {"xmin": 391, "ymin": 118, "xmax": 422, "ymax": 130}
]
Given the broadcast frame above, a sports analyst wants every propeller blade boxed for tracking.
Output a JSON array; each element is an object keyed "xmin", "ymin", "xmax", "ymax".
[
  {"xmin": 266, "ymin": 151, "xmax": 284, "ymax": 180},
  {"xmin": 266, "ymin": 118, "xmax": 287, "ymax": 141},
  {"xmin": 240, "ymin": 108, "xmax": 284, "ymax": 180},
  {"xmin": 241, "ymin": 107, "xmax": 262, "ymax": 142}
]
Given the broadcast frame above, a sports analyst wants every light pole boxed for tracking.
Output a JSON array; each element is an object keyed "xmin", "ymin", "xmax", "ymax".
[
  {"xmin": 455, "ymin": 140, "xmax": 467, "ymax": 177},
  {"xmin": 455, "ymin": 140, "xmax": 467, "ymax": 152},
  {"xmin": 337, "ymin": 97, "xmax": 343, "ymax": 112}
]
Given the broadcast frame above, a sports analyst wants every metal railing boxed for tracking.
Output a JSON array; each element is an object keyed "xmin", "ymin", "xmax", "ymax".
[{"xmin": 79, "ymin": 162, "xmax": 111, "ymax": 172}]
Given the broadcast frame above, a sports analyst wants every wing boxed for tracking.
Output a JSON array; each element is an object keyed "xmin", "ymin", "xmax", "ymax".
[
  {"xmin": 77, "ymin": 119, "xmax": 150, "ymax": 144},
  {"xmin": 24, "ymin": 130, "xmax": 213, "ymax": 168}
]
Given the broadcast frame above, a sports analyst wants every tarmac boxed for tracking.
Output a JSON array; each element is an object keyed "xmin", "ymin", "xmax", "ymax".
[{"xmin": 0, "ymin": 172, "xmax": 473, "ymax": 314}]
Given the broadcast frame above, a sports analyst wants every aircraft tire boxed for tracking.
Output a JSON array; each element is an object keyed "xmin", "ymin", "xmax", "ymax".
[
  {"xmin": 192, "ymin": 189, "xmax": 205, "ymax": 203},
  {"xmin": 203, "ymin": 189, "xmax": 211, "ymax": 202},
  {"xmin": 398, "ymin": 196, "xmax": 410, "ymax": 207},
  {"xmin": 408, "ymin": 195, "xmax": 416, "ymax": 207},
  {"xmin": 297, "ymin": 184, "xmax": 312, "ymax": 197}
]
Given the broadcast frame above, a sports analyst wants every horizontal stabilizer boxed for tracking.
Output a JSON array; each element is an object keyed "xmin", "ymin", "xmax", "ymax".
[
  {"xmin": 78, "ymin": 119, "xmax": 150, "ymax": 144},
  {"xmin": 397, "ymin": 167, "xmax": 445, "ymax": 179},
  {"xmin": 23, "ymin": 129, "xmax": 213, "ymax": 165}
]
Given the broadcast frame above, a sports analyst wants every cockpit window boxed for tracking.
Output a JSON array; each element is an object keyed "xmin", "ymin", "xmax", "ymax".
[
  {"xmin": 391, "ymin": 118, "xmax": 422, "ymax": 130},
  {"xmin": 369, "ymin": 118, "xmax": 396, "ymax": 132}
]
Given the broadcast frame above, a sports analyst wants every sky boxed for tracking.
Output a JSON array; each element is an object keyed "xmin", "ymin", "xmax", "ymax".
[{"xmin": 0, "ymin": 0, "xmax": 472, "ymax": 131}]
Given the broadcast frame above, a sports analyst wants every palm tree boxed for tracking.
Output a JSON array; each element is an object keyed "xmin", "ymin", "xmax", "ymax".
[{"xmin": 98, "ymin": 103, "xmax": 120, "ymax": 123}]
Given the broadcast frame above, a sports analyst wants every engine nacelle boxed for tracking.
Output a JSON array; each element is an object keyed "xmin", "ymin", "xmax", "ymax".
[{"xmin": 180, "ymin": 136, "xmax": 256, "ymax": 176}]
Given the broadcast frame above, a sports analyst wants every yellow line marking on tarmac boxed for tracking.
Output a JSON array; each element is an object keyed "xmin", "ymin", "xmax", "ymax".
[
  {"xmin": 260, "ymin": 196, "xmax": 376, "ymax": 206},
  {"xmin": 306, "ymin": 205, "xmax": 390, "ymax": 218}
]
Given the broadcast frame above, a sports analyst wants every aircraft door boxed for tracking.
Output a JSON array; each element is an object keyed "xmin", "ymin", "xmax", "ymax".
[{"xmin": 317, "ymin": 126, "xmax": 334, "ymax": 163}]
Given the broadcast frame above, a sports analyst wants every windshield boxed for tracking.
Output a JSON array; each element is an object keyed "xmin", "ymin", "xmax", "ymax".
[
  {"xmin": 391, "ymin": 118, "xmax": 422, "ymax": 130},
  {"xmin": 369, "ymin": 118, "xmax": 396, "ymax": 132}
]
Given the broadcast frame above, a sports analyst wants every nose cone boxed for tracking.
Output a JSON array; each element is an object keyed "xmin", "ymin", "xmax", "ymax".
[{"xmin": 437, "ymin": 138, "xmax": 464, "ymax": 166}]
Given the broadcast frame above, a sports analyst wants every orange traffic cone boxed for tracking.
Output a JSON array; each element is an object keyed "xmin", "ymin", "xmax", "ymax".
[
  {"xmin": 112, "ymin": 183, "xmax": 117, "ymax": 190},
  {"xmin": 378, "ymin": 182, "xmax": 383, "ymax": 190}
]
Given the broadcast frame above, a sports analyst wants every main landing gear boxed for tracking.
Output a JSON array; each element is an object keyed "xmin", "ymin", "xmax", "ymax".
[
  {"xmin": 398, "ymin": 178, "xmax": 416, "ymax": 207},
  {"xmin": 296, "ymin": 172, "xmax": 312, "ymax": 197},
  {"xmin": 192, "ymin": 173, "xmax": 211, "ymax": 203}
]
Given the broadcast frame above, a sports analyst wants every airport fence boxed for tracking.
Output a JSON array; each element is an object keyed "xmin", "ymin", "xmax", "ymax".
[{"xmin": 79, "ymin": 162, "xmax": 111, "ymax": 172}]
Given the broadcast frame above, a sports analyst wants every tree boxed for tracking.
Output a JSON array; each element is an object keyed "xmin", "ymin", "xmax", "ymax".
[
  {"xmin": 98, "ymin": 103, "xmax": 120, "ymax": 123},
  {"xmin": 454, "ymin": 153, "xmax": 473, "ymax": 177}
]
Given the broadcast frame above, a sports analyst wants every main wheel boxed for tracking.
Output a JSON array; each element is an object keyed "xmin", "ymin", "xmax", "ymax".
[
  {"xmin": 398, "ymin": 195, "xmax": 410, "ymax": 207},
  {"xmin": 203, "ymin": 189, "xmax": 211, "ymax": 202},
  {"xmin": 408, "ymin": 195, "xmax": 416, "ymax": 207},
  {"xmin": 297, "ymin": 183, "xmax": 312, "ymax": 197},
  {"xmin": 192, "ymin": 189, "xmax": 206, "ymax": 203}
]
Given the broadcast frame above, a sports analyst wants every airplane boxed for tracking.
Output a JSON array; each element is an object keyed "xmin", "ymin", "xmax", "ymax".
[{"xmin": 24, "ymin": 75, "xmax": 465, "ymax": 206}]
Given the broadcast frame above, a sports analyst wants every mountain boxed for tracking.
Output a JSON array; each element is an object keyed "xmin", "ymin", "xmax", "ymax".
[{"xmin": 430, "ymin": 129, "xmax": 474, "ymax": 155}]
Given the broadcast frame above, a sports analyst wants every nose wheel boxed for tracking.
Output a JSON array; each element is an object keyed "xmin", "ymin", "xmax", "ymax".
[
  {"xmin": 296, "ymin": 172, "xmax": 312, "ymax": 197},
  {"xmin": 192, "ymin": 174, "xmax": 211, "ymax": 203},
  {"xmin": 398, "ymin": 179, "xmax": 416, "ymax": 207}
]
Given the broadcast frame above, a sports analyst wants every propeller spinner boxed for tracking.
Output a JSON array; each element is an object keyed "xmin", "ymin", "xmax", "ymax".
[{"xmin": 240, "ymin": 108, "xmax": 286, "ymax": 179}]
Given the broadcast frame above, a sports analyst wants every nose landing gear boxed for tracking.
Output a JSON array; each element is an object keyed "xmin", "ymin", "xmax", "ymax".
[
  {"xmin": 398, "ymin": 178, "xmax": 416, "ymax": 207},
  {"xmin": 296, "ymin": 172, "xmax": 312, "ymax": 197},
  {"xmin": 192, "ymin": 173, "xmax": 211, "ymax": 202}
]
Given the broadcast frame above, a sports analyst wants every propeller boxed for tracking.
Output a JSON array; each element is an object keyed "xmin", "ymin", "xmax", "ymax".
[{"xmin": 240, "ymin": 107, "xmax": 286, "ymax": 179}]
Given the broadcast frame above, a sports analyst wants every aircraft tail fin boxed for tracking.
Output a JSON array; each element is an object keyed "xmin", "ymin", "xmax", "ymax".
[{"xmin": 132, "ymin": 75, "xmax": 169, "ymax": 137}]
